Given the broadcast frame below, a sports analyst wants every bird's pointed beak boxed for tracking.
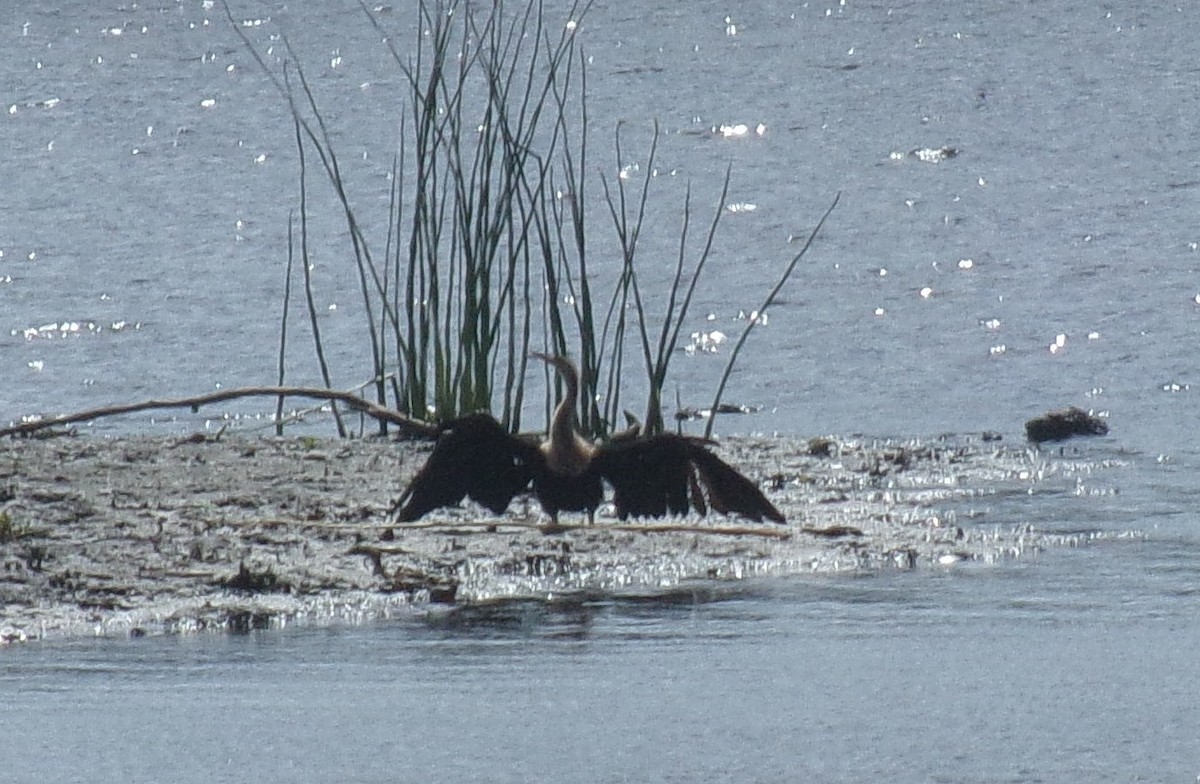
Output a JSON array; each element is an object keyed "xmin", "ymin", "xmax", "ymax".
[{"xmin": 529, "ymin": 351, "xmax": 572, "ymax": 377}]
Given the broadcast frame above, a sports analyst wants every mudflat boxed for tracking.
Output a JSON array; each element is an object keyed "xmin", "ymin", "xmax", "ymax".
[{"xmin": 0, "ymin": 431, "xmax": 1077, "ymax": 643}]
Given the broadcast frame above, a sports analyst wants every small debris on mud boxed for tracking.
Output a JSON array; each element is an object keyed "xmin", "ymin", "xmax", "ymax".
[
  {"xmin": 220, "ymin": 561, "xmax": 291, "ymax": 593},
  {"xmin": 801, "ymin": 525, "xmax": 864, "ymax": 538}
]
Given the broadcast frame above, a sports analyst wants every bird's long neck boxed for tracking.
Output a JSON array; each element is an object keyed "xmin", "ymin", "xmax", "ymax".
[
  {"xmin": 549, "ymin": 361, "xmax": 579, "ymax": 446},
  {"xmin": 543, "ymin": 356, "xmax": 594, "ymax": 475}
]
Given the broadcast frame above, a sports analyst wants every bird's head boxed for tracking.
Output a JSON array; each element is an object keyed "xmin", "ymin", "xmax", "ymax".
[{"xmin": 530, "ymin": 352, "xmax": 576, "ymax": 380}]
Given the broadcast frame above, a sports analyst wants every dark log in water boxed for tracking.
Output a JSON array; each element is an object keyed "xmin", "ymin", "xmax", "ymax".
[{"xmin": 1024, "ymin": 407, "xmax": 1109, "ymax": 443}]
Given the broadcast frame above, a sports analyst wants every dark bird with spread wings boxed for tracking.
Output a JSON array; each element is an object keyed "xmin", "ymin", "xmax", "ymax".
[{"xmin": 391, "ymin": 353, "xmax": 785, "ymax": 527}]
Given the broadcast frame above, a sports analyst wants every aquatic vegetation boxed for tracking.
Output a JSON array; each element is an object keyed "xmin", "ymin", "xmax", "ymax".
[
  {"xmin": 225, "ymin": 0, "xmax": 835, "ymax": 437},
  {"xmin": 0, "ymin": 510, "xmax": 24, "ymax": 543}
]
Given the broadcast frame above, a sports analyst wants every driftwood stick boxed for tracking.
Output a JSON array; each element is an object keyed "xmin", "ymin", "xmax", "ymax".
[
  {"xmin": 800, "ymin": 525, "xmax": 864, "ymax": 538},
  {"xmin": 608, "ymin": 521, "xmax": 791, "ymax": 539},
  {"xmin": 0, "ymin": 386, "xmax": 440, "ymax": 439},
  {"xmin": 387, "ymin": 519, "xmax": 793, "ymax": 540},
  {"xmin": 179, "ymin": 517, "xmax": 791, "ymax": 540}
]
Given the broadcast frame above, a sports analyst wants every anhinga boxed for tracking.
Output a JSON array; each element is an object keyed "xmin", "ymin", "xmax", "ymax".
[{"xmin": 392, "ymin": 353, "xmax": 786, "ymax": 527}]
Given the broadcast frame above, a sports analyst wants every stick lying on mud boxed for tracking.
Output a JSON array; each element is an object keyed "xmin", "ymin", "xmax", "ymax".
[
  {"xmin": 383, "ymin": 519, "xmax": 794, "ymax": 540},
  {"xmin": 0, "ymin": 386, "xmax": 439, "ymax": 439}
]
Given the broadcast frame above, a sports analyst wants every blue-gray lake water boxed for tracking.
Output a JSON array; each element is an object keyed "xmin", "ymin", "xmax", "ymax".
[{"xmin": 3, "ymin": 1, "xmax": 1200, "ymax": 781}]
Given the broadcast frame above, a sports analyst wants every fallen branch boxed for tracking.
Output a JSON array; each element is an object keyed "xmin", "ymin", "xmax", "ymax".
[
  {"xmin": 0, "ymin": 386, "xmax": 440, "ymax": 439},
  {"xmin": 800, "ymin": 524, "xmax": 864, "ymax": 538},
  {"xmin": 150, "ymin": 517, "xmax": 790, "ymax": 541},
  {"xmin": 605, "ymin": 521, "xmax": 792, "ymax": 539},
  {"xmin": 387, "ymin": 519, "xmax": 793, "ymax": 540}
]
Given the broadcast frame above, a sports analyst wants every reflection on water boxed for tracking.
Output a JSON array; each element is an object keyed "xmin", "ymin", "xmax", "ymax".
[
  {"xmin": 4, "ymin": 561, "xmax": 1198, "ymax": 784},
  {"xmin": 422, "ymin": 583, "xmax": 759, "ymax": 643}
]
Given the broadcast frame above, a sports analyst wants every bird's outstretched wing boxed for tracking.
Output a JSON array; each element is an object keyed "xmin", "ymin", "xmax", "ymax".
[
  {"xmin": 392, "ymin": 414, "xmax": 541, "ymax": 521},
  {"xmin": 592, "ymin": 434, "xmax": 786, "ymax": 524},
  {"xmin": 685, "ymin": 441, "xmax": 786, "ymax": 523}
]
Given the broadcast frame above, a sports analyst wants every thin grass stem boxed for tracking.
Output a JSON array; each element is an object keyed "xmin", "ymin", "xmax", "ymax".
[{"xmin": 703, "ymin": 192, "xmax": 842, "ymax": 438}]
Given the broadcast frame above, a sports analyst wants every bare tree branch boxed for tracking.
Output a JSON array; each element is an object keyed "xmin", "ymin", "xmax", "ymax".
[{"xmin": 1, "ymin": 387, "xmax": 440, "ymax": 440}]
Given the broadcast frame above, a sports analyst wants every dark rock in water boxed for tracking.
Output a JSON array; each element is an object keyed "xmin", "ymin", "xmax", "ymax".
[{"xmin": 1024, "ymin": 407, "xmax": 1108, "ymax": 443}]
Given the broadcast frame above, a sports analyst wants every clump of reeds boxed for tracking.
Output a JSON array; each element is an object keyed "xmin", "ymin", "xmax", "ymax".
[
  {"xmin": 0, "ymin": 510, "xmax": 23, "ymax": 543},
  {"xmin": 227, "ymin": 0, "xmax": 834, "ymax": 438}
]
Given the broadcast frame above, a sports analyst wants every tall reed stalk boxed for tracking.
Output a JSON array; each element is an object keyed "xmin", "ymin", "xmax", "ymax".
[
  {"xmin": 226, "ymin": 0, "xmax": 834, "ymax": 438},
  {"xmin": 703, "ymin": 192, "xmax": 842, "ymax": 438}
]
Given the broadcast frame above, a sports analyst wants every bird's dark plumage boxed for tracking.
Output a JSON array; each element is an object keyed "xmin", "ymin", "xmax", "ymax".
[
  {"xmin": 392, "ymin": 356, "xmax": 785, "ymax": 526},
  {"xmin": 392, "ymin": 414, "xmax": 539, "ymax": 521}
]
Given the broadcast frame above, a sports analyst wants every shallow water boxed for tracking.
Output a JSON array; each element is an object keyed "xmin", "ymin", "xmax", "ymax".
[
  {"xmin": 3, "ymin": 1, "xmax": 1200, "ymax": 780},
  {"xmin": 4, "ymin": 557, "xmax": 1199, "ymax": 783}
]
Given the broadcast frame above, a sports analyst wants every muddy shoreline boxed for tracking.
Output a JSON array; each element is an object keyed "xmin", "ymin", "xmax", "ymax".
[{"xmin": 0, "ymin": 431, "xmax": 1106, "ymax": 643}]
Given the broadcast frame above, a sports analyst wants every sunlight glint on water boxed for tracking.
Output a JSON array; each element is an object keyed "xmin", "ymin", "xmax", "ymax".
[{"xmin": 3, "ymin": 2, "xmax": 1200, "ymax": 781}]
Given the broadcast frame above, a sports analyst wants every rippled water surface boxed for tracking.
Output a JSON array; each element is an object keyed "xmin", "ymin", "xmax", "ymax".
[
  {"xmin": 5, "ymin": 0, "xmax": 1200, "ymax": 444},
  {"xmin": 4, "ymin": 561, "xmax": 1199, "ymax": 783},
  {"xmin": 3, "ymin": 1, "xmax": 1200, "ymax": 780}
]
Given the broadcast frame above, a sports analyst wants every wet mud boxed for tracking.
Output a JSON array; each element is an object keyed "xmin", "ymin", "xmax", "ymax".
[{"xmin": 0, "ymin": 432, "xmax": 1121, "ymax": 643}]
